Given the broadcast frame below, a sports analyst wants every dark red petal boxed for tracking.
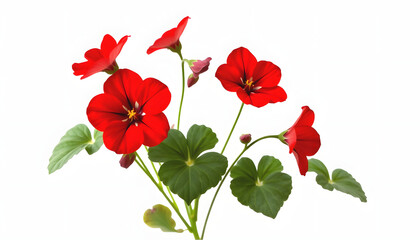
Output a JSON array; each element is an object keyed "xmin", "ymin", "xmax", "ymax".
[
  {"xmin": 86, "ymin": 94, "xmax": 126, "ymax": 131},
  {"xmin": 103, "ymin": 121, "xmax": 144, "ymax": 154},
  {"xmin": 147, "ymin": 16, "xmax": 190, "ymax": 54},
  {"xmin": 254, "ymin": 86, "xmax": 287, "ymax": 104},
  {"xmin": 292, "ymin": 106, "xmax": 315, "ymax": 128},
  {"xmin": 84, "ymin": 48, "xmax": 103, "ymax": 61},
  {"xmin": 226, "ymin": 47, "xmax": 257, "ymax": 80},
  {"xmin": 252, "ymin": 61, "xmax": 281, "ymax": 87},
  {"xmin": 109, "ymin": 35, "xmax": 129, "ymax": 62},
  {"xmin": 138, "ymin": 78, "xmax": 171, "ymax": 115},
  {"xmin": 141, "ymin": 113, "xmax": 170, "ymax": 147},
  {"xmin": 292, "ymin": 150, "xmax": 308, "ymax": 176},
  {"xmin": 215, "ymin": 64, "xmax": 243, "ymax": 92},
  {"xmin": 292, "ymin": 126, "xmax": 321, "ymax": 156},
  {"xmin": 100, "ymin": 34, "xmax": 117, "ymax": 57},
  {"xmin": 103, "ymin": 69, "xmax": 143, "ymax": 108}
]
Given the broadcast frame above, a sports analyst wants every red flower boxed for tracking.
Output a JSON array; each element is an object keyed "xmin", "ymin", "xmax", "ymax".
[
  {"xmin": 87, "ymin": 69, "xmax": 171, "ymax": 154},
  {"xmin": 72, "ymin": 34, "xmax": 129, "ymax": 79},
  {"xmin": 283, "ymin": 106, "xmax": 321, "ymax": 176},
  {"xmin": 147, "ymin": 16, "xmax": 190, "ymax": 55},
  {"xmin": 215, "ymin": 47, "xmax": 287, "ymax": 107}
]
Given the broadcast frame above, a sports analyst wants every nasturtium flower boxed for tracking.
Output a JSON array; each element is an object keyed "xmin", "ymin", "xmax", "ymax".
[
  {"xmin": 186, "ymin": 57, "xmax": 212, "ymax": 87},
  {"xmin": 280, "ymin": 106, "xmax": 321, "ymax": 176},
  {"xmin": 72, "ymin": 34, "xmax": 129, "ymax": 79},
  {"xmin": 87, "ymin": 69, "xmax": 171, "ymax": 154},
  {"xmin": 215, "ymin": 47, "xmax": 287, "ymax": 107},
  {"xmin": 147, "ymin": 16, "xmax": 190, "ymax": 55}
]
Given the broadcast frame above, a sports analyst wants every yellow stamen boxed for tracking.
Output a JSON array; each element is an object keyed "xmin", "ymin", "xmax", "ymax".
[
  {"xmin": 245, "ymin": 79, "xmax": 253, "ymax": 88},
  {"xmin": 127, "ymin": 109, "xmax": 136, "ymax": 120}
]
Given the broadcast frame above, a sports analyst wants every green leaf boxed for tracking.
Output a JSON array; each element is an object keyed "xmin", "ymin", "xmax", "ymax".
[
  {"xmin": 230, "ymin": 156, "xmax": 292, "ymax": 218},
  {"xmin": 149, "ymin": 125, "xmax": 227, "ymax": 205},
  {"xmin": 308, "ymin": 158, "xmax": 333, "ymax": 191},
  {"xmin": 143, "ymin": 204, "xmax": 183, "ymax": 233},
  {"xmin": 48, "ymin": 124, "xmax": 92, "ymax": 174},
  {"xmin": 186, "ymin": 124, "xmax": 218, "ymax": 159},
  {"xmin": 85, "ymin": 129, "xmax": 103, "ymax": 155},
  {"xmin": 159, "ymin": 152, "xmax": 228, "ymax": 205},
  {"xmin": 148, "ymin": 129, "xmax": 189, "ymax": 163},
  {"xmin": 308, "ymin": 158, "xmax": 367, "ymax": 202}
]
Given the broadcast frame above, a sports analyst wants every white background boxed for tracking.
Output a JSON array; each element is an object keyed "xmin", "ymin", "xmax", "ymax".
[{"xmin": 1, "ymin": 0, "xmax": 419, "ymax": 239}]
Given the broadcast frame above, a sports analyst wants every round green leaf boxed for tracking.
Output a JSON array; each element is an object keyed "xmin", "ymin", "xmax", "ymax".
[
  {"xmin": 159, "ymin": 152, "xmax": 228, "ymax": 205},
  {"xmin": 143, "ymin": 204, "xmax": 183, "ymax": 233},
  {"xmin": 48, "ymin": 124, "xmax": 92, "ymax": 174},
  {"xmin": 148, "ymin": 129, "xmax": 189, "ymax": 163},
  {"xmin": 230, "ymin": 156, "xmax": 292, "ymax": 218},
  {"xmin": 186, "ymin": 125, "xmax": 218, "ymax": 159}
]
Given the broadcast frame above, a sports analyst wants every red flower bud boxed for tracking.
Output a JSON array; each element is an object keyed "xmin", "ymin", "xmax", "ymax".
[
  {"xmin": 187, "ymin": 73, "xmax": 199, "ymax": 88},
  {"xmin": 120, "ymin": 153, "xmax": 136, "ymax": 169},
  {"xmin": 240, "ymin": 134, "xmax": 252, "ymax": 144}
]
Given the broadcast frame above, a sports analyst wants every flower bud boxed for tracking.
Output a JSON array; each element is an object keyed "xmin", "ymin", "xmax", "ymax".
[
  {"xmin": 185, "ymin": 57, "xmax": 211, "ymax": 87},
  {"xmin": 240, "ymin": 134, "xmax": 252, "ymax": 144},
  {"xmin": 187, "ymin": 73, "xmax": 199, "ymax": 87},
  {"xmin": 120, "ymin": 153, "xmax": 136, "ymax": 169}
]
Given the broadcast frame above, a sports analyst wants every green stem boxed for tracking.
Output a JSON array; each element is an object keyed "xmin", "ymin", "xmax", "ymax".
[
  {"xmin": 221, "ymin": 102, "xmax": 245, "ymax": 155},
  {"xmin": 201, "ymin": 135, "xmax": 279, "ymax": 239},
  {"xmin": 185, "ymin": 201, "xmax": 200, "ymax": 239},
  {"xmin": 134, "ymin": 154, "xmax": 192, "ymax": 232},
  {"xmin": 177, "ymin": 52, "xmax": 185, "ymax": 130}
]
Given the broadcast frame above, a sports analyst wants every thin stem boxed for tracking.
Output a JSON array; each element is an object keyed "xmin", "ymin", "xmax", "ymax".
[
  {"xmin": 185, "ymin": 201, "xmax": 200, "ymax": 239},
  {"xmin": 134, "ymin": 154, "xmax": 192, "ymax": 231},
  {"xmin": 177, "ymin": 52, "xmax": 185, "ymax": 130},
  {"xmin": 201, "ymin": 135, "xmax": 279, "ymax": 239},
  {"xmin": 221, "ymin": 102, "xmax": 245, "ymax": 155}
]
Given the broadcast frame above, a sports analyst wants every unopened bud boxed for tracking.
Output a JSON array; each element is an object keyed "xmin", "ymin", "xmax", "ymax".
[
  {"xmin": 240, "ymin": 134, "xmax": 252, "ymax": 144},
  {"xmin": 120, "ymin": 153, "xmax": 136, "ymax": 169}
]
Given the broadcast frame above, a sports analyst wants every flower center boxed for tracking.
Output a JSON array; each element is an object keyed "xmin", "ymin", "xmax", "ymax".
[
  {"xmin": 243, "ymin": 77, "xmax": 254, "ymax": 93},
  {"xmin": 127, "ymin": 109, "xmax": 137, "ymax": 121}
]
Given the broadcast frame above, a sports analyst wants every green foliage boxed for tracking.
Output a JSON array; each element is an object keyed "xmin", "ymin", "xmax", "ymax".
[
  {"xmin": 143, "ymin": 204, "xmax": 183, "ymax": 233},
  {"xmin": 48, "ymin": 124, "xmax": 103, "ymax": 174},
  {"xmin": 85, "ymin": 129, "xmax": 103, "ymax": 155},
  {"xmin": 149, "ymin": 125, "xmax": 228, "ymax": 205},
  {"xmin": 308, "ymin": 158, "xmax": 367, "ymax": 202},
  {"xmin": 230, "ymin": 156, "xmax": 292, "ymax": 218}
]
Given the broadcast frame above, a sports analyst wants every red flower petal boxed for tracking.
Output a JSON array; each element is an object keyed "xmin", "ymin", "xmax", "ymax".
[
  {"xmin": 109, "ymin": 35, "xmax": 129, "ymax": 63},
  {"xmin": 86, "ymin": 93, "xmax": 126, "ymax": 131},
  {"xmin": 252, "ymin": 61, "xmax": 281, "ymax": 87},
  {"xmin": 137, "ymin": 78, "xmax": 171, "ymax": 115},
  {"xmin": 141, "ymin": 113, "xmax": 170, "ymax": 147},
  {"xmin": 215, "ymin": 64, "xmax": 243, "ymax": 92},
  {"xmin": 103, "ymin": 121, "xmax": 144, "ymax": 154},
  {"xmin": 292, "ymin": 106, "xmax": 315, "ymax": 128},
  {"xmin": 85, "ymin": 48, "xmax": 103, "ymax": 61},
  {"xmin": 253, "ymin": 86, "xmax": 287, "ymax": 104},
  {"xmin": 227, "ymin": 47, "xmax": 257, "ymax": 80},
  {"xmin": 147, "ymin": 16, "xmax": 190, "ymax": 54},
  {"xmin": 100, "ymin": 34, "xmax": 117, "ymax": 57},
  {"xmin": 72, "ymin": 35, "xmax": 128, "ymax": 80},
  {"xmin": 292, "ymin": 150, "xmax": 309, "ymax": 176},
  {"xmin": 103, "ymin": 69, "xmax": 143, "ymax": 108},
  {"xmin": 292, "ymin": 126, "xmax": 321, "ymax": 156}
]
